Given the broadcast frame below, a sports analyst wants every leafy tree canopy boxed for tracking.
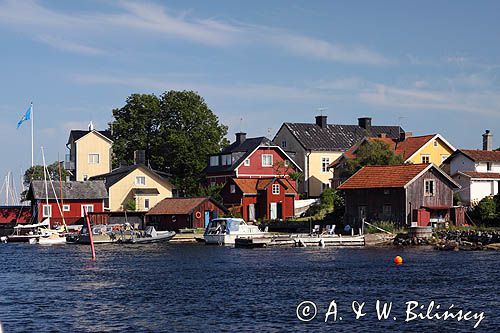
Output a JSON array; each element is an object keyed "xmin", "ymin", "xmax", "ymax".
[
  {"xmin": 344, "ymin": 140, "xmax": 404, "ymax": 177},
  {"xmin": 23, "ymin": 162, "xmax": 67, "ymax": 187},
  {"xmin": 110, "ymin": 91, "xmax": 229, "ymax": 196}
]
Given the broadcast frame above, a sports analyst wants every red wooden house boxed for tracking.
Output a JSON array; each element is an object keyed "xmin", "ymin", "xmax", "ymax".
[
  {"xmin": 26, "ymin": 180, "xmax": 108, "ymax": 228},
  {"xmin": 0, "ymin": 206, "xmax": 32, "ymax": 236},
  {"xmin": 204, "ymin": 132, "xmax": 302, "ymax": 221}
]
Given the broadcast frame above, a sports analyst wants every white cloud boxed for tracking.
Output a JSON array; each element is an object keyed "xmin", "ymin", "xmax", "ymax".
[{"xmin": 0, "ymin": 0, "xmax": 389, "ymax": 64}]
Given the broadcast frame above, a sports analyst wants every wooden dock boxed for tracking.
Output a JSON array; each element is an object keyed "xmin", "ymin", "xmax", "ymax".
[{"xmin": 235, "ymin": 234, "xmax": 365, "ymax": 248}]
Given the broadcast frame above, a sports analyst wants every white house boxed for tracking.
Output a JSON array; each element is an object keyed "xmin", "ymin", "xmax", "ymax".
[{"xmin": 443, "ymin": 130, "xmax": 500, "ymax": 206}]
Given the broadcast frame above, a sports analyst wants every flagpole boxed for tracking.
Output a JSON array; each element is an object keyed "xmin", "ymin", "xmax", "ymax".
[{"xmin": 31, "ymin": 102, "xmax": 34, "ymax": 167}]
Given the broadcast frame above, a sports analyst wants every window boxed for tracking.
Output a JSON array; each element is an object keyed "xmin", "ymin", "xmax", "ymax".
[
  {"xmin": 487, "ymin": 162, "xmax": 492, "ymax": 171},
  {"xmin": 322, "ymin": 182, "xmax": 330, "ymax": 191},
  {"xmin": 135, "ymin": 176, "xmax": 146, "ymax": 185},
  {"xmin": 222, "ymin": 154, "xmax": 232, "ymax": 166},
  {"xmin": 433, "ymin": 140, "xmax": 438, "ymax": 147},
  {"xmin": 144, "ymin": 199, "xmax": 150, "ymax": 210},
  {"xmin": 424, "ymin": 179, "xmax": 435, "ymax": 196},
  {"xmin": 62, "ymin": 204, "xmax": 70, "ymax": 212},
  {"xmin": 284, "ymin": 160, "xmax": 289, "ymax": 167},
  {"xmin": 321, "ymin": 157, "xmax": 330, "ymax": 172},
  {"xmin": 421, "ymin": 155, "xmax": 430, "ymax": 164},
  {"xmin": 441, "ymin": 155, "xmax": 449, "ymax": 164},
  {"xmin": 281, "ymin": 140, "xmax": 287, "ymax": 148},
  {"xmin": 272, "ymin": 184, "xmax": 280, "ymax": 195},
  {"xmin": 88, "ymin": 153, "xmax": 100, "ymax": 164},
  {"xmin": 209, "ymin": 155, "xmax": 219, "ymax": 166},
  {"xmin": 42, "ymin": 205, "xmax": 52, "ymax": 218},
  {"xmin": 244, "ymin": 158, "xmax": 250, "ymax": 166},
  {"xmin": 230, "ymin": 185, "xmax": 236, "ymax": 194},
  {"xmin": 81, "ymin": 204, "xmax": 93, "ymax": 217},
  {"xmin": 262, "ymin": 154, "xmax": 273, "ymax": 167},
  {"xmin": 383, "ymin": 204, "xmax": 392, "ymax": 216}
]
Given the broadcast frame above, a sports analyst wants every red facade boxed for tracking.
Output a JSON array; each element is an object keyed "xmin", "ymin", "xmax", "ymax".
[{"xmin": 35, "ymin": 199, "xmax": 104, "ymax": 228}]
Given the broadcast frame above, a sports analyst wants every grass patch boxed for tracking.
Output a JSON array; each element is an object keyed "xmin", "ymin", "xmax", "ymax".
[{"xmin": 365, "ymin": 221, "xmax": 405, "ymax": 234}]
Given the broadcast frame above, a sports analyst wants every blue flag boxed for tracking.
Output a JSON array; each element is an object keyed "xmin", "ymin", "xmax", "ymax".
[{"xmin": 17, "ymin": 103, "xmax": 32, "ymax": 129}]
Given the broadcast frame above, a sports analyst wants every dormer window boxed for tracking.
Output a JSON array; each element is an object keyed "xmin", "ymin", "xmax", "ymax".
[
  {"xmin": 210, "ymin": 156, "xmax": 219, "ymax": 166},
  {"xmin": 222, "ymin": 155, "xmax": 232, "ymax": 166}
]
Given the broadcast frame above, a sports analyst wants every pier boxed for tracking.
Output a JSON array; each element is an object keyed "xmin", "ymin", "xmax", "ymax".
[{"xmin": 234, "ymin": 234, "xmax": 365, "ymax": 248}]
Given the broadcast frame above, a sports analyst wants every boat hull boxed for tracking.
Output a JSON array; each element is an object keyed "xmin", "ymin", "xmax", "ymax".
[{"xmin": 126, "ymin": 231, "xmax": 176, "ymax": 244}]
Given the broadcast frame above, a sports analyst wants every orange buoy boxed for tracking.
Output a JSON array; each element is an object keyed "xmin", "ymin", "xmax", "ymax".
[{"xmin": 394, "ymin": 256, "xmax": 403, "ymax": 265}]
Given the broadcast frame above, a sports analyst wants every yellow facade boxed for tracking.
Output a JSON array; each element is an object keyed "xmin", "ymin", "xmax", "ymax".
[
  {"xmin": 108, "ymin": 166, "xmax": 174, "ymax": 211},
  {"xmin": 75, "ymin": 132, "xmax": 112, "ymax": 181},
  {"xmin": 406, "ymin": 137, "xmax": 454, "ymax": 166},
  {"xmin": 307, "ymin": 151, "xmax": 342, "ymax": 197}
]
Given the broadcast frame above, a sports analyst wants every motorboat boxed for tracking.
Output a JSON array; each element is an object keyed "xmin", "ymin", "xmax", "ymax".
[
  {"xmin": 7, "ymin": 220, "xmax": 51, "ymax": 243},
  {"xmin": 123, "ymin": 226, "xmax": 176, "ymax": 244},
  {"xmin": 204, "ymin": 218, "xmax": 267, "ymax": 245},
  {"xmin": 75, "ymin": 223, "xmax": 134, "ymax": 244}
]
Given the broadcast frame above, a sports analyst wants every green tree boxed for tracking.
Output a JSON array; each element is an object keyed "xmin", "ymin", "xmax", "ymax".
[
  {"xmin": 110, "ymin": 91, "xmax": 229, "ymax": 196},
  {"xmin": 123, "ymin": 199, "xmax": 136, "ymax": 211},
  {"xmin": 198, "ymin": 183, "xmax": 225, "ymax": 203},
  {"xmin": 23, "ymin": 162, "xmax": 68, "ymax": 187},
  {"xmin": 474, "ymin": 197, "xmax": 497, "ymax": 222},
  {"xmin": 343, "ymin": 140, "xmax": 404, "ymax": 177}
]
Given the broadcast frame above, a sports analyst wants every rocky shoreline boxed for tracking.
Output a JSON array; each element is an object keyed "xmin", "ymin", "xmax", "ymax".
[{"xmin": 393, "ymin": 230, "xmax": 500, "ymax": 251}]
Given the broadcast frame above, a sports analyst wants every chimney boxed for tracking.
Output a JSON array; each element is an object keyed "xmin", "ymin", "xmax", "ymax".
[
  {"xmin": 315, "ymin": 115, "xmax": 327, "ymax": 128},
  {"xmin": 483, "ymin": 130, "xmax": 493, "ymax": 151},
  {"xmin": 88, "ymin": 121, "xmax": 94, "ymax": 131},
  {"xmin": 378, "ymin": 133, "xmax": 387, "ymax": 138},
  {"xmin": 399, "ymin": 131, "xmax": 412, "ymax": 142},
  {"xmin": 358, "ymin": 117, "xmax": 372, "ymax": 132},
  {"xmin": 235, "ymin": 132, "xmax": 247, "ymax": 145},
  {"xmin": 134, "ymin": 150, "xmax": 146, "ymax": 165}
]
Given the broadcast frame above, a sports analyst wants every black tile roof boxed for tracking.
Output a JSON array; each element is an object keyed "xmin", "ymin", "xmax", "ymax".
[
  {"xmin": 281, "ymin": 123, "xmax": 403, "ymax": 151},
  {"xmin": 28, "ymin": 180, "xmax": 108, "ymax": 200},
  {"xmin": 89, "ymin": 164, "xmax": 170, "ymax": 188},
  {"xmin": 205, "ymin": 137, "xmax": 273, "ymax": 173},
  {"xmin": 67, "ymin": 130, "xmax": 113, "ymax": 145}
]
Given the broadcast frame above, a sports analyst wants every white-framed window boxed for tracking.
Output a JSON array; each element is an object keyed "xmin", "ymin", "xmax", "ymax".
[
  {"xmin": 486, "ymin": 162, "xmax": 492, "ymax": 171},
  {"xmin": 441, "ymin": 155, "xmax": 449, "ymax": 163},
  {"xmin": 42, "ymin": 204, "xmax": 52, "ymax": 218},
  {"xmin": 222, "ymin": 154, "xmax": 232, "ymax": 166},
  {"xmin": 421, "ymin": 155, "xmax": 430, "ymax": 164},
  {"xmin": 62, "ymin": 204, "xmax": 70, "ymax": 212},
  {"xmin": 135, "ymin": 176, "xmax": 146, "ymax": 185},
  {"xmin": 244, "ymin": 158, "xmax": 250, "ymax": 166},
  {"xmin": 281, "ymin": 140, "xmax": 287, "ymax": 148},
  {"xmin": 88, "ymin": 153, "xmax": 100, "ymax": 164},
  {"xmin": 262, "ymin": 154, "xmax": 273, "ymax": 167},
  {"xmin": 424, "ymin": 179, "xmax": 435, "ymax": 197},
  {"xmin": 321, "ymin": 157, "xmax": 330, "ymax": 172},
  {"xmin": 284, "ymin": 160, "xmax": 290, "ymax": 167},
  {"xmin": 272, "ymin": 184, "xmax": 280, "ymax": 195},
  {"xmin": 230, "ymin": 185, "xmax": 236, "ymax": 194},
  {"xmin": 81, "ymin": 204, "xmax": 94, "ymax": 217},
  {"xmin": 209, "ymin": 155, "xmax": 219, "ymax": 166},
  {"xmin": 144, "ymin": 199, "xmax": 150, "ymax": 210}
]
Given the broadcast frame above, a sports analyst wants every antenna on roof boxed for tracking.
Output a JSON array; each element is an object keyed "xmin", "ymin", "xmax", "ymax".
[
  {"xmin": 239, "ymin": 117, "xmax": 243, "ymax": 133},
  {"xmin": 317, "ymin": 107, "xmax": 327, "ymax": 116}
]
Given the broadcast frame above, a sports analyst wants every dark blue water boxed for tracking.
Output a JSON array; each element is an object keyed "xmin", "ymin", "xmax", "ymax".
[{"xmin": 0, "ymin": 243, "xmax": 498, "ymax": 332}]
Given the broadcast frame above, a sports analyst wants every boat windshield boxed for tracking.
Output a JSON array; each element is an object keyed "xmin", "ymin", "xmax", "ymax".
[{"xmin": 227, "ymin": 220, "xmax": 245, "ymax": 232}]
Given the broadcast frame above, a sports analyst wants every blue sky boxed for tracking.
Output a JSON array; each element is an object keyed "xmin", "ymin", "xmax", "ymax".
[{"xmin": 0, "ymin": 0, "xmax": 499, "ymax": 195}]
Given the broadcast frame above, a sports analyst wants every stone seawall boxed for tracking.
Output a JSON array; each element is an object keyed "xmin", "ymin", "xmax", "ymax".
[{"xmin": 393, "ymin": 229, "xmax": 500, "ymax": 250}]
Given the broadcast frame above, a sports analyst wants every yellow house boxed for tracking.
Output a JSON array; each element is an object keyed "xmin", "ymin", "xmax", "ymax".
[
  {"xmin": 90, "ymin": 164, "xmax": 175, "ymax": 211},
  {"xmin": 330, "ymin": 133, "xmax": 456, "ymax": 188},
  {"xmin": 273, "ymin": 115, "xmax": 403, "ymax": 197},
  {"xmin": 66, "ymin": 123, "xmax": 113, "ymax": 181}
]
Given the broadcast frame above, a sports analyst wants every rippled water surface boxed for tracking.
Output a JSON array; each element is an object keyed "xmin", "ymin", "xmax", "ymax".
[{"xmin": 0, "ymin": 243, "xmax": 498, "ymax": 332}]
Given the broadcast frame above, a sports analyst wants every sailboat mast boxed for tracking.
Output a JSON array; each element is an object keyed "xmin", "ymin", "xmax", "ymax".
[
  {"xmin": 31, "ymin": 102, "xmax": 34, "ymax": 167},
  {"xmin": 41, "ymin": 147, "xmax": 49, "ymax": 207}
]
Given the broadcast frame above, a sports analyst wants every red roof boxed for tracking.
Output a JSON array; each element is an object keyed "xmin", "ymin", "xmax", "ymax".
[
  {"xmin": 233, "ymin": 178, "xmax": 297, "ymax": 194},
  {"xmin": 146, "ymin": 197, "xmax": 220, "ymax": 215},
  {"xmin": 459, "ymin": 171, "xmax": 500, "ymax": 179},
  {"xmin": 330, "ymin": 135, "xmax": 437, "ymax": 168},
  {"xmin": 338, "ymin": 164, "xmax": 430, "ymax": 189},
  {"xmin": 460, "ymin": 149, "xmax": 500, "ymax": 162}
]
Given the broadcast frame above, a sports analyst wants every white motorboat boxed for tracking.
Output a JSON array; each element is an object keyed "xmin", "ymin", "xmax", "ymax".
[
  {"xmin": 124, "ymin": 226, "xmax": 176, "ymax": 244},
  {"xmin": 204, "ymin": 218, "xmax": 267, "ymax": 245},
  {"xmin": 7, "ymin": 220, "xmax": 51, "ymax": 243}
]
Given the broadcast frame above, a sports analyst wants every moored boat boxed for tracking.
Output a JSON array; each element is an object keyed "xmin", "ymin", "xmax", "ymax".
[
  {"xmin": 123, "ymin": 226, "xmax": 176, "ymax": 244},
  {"xmin": 204, "ymin": 218, "xmax": 267, "ymax": 245}
]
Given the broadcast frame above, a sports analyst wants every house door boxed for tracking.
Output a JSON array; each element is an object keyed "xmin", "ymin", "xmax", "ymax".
[
  {"xmin": 248, "ymin": 204, "xmax": 256, "ymax": 222},
  {"xmin": 358, "ymin": 205, "xmax": 367, "ymax": 220},
  {"xmin": 270, "ymin": 203, "xmax": 278, "ymax": 220},
  {"xmin": 277, "ymin": 202, "xmax": 283, "ymax": 220},
  {"xmin": 204, "ymin": 211, "xmax": 211, "ymax": 228}
]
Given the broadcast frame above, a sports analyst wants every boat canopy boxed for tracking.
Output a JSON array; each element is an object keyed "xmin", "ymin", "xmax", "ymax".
[{"xmin": 13, "ymin": 219, "xmax": 50, "ymax": 229}]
